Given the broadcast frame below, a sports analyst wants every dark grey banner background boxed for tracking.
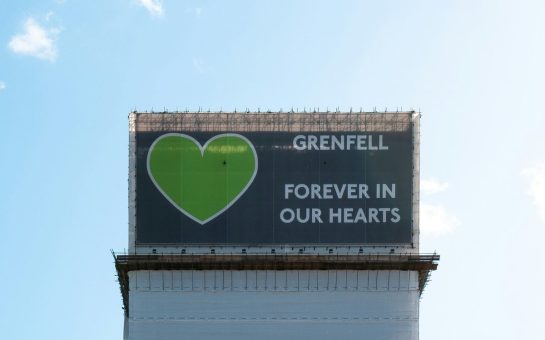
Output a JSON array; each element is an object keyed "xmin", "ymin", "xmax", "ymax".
[{"xmin": 136, "ymin": 131, "xmax": 413, "ymax": 245}]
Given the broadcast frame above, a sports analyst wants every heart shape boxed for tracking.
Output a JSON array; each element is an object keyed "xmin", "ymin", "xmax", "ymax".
[{"xmin": 147, "ymin": 133, "xmax": 258, "ymax": 224}]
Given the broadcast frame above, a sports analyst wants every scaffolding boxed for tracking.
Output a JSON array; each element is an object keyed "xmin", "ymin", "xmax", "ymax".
[
  {"xmin": 131, "ymin": 111, "xmax": 416, "ymax": 133},
  {"xmin": 127, "ymin": 110, "xmax": 421, "ymax": 252},
  {"xmin": 120, "ymin": 110, "xmax": 437, "ymax": 336}
]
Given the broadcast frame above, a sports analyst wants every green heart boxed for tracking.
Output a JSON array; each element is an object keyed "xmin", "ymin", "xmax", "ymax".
[{"xmin": 147, "ymin": 133, "xmax": 258, "ymax": 224}]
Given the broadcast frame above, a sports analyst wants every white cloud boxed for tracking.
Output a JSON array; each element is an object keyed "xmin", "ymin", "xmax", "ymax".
[
  {"xmin": 419, "ymin": 177, "xmax": 459, "ymax": 237},
  {"xmin": 522, "ymin": 162, "xmax": 545, "ymax": 222},
  {"xmin": 421, "ymin": 178, "xmax": 449, "ymax": 195},
  {"xmin": 8, "ymin": 17, "xmax": 59, "ymax": 62},
  {"xmin": 420, "ymin": 203, "xmax": 460, "ymax": 237},
  {"xmin": 138, "ymin": 0, "xmax": 164, "ymax": 17},
  {"xmin": 0, "ymin": 81, "xmax": 6, "ymax": 91}
]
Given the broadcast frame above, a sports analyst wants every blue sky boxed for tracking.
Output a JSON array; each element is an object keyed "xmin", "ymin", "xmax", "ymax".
[{"xmin": 1, "ymin": 0, "xmax": 545, "ymax": 339}]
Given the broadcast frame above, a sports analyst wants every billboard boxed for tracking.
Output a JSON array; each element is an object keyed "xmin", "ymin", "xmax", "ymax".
[{"xmin": 131, "ymin": 112, "xmax": 417, "ymax": 246}]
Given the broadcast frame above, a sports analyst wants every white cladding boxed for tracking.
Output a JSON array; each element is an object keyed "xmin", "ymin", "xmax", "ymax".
[{"xmin": 126, "ymin": 270, "xmax": 420, "ymax": 340}]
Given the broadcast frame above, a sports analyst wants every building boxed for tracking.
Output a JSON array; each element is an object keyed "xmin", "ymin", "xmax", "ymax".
[{"xmin": 114, "ymin": 110, "xmax": 439, "ymax": 340}]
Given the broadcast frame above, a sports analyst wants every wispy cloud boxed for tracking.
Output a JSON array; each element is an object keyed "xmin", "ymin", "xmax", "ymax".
[
  {"xmin": 138, "ymin": 0, "xmax": 164, "ymax": 17},
  {"xmin": 420, "ymin": 203, "xmax": 460, "ymax": 237},
  {"xmin": 420, "ymin": 177, "xmax": 459, "ymax": 237},
  {"xmin": 192, "ymin": 58, "xmax": 212, "ymax": 74},
  {"xmin": 522, "ymin": 162, "xmax": 545, "ymax": 222},
  {"xmin": 185, "ymin": 7, "xmax": 203, "ymax": 16},
  {"xmin": 8, "ymin": 17, "xmax": 59, "ymax": 62},
  {"xmin": 421, "ymin": 178, "xmax": 449, "ymax": 195},
  {"xmin": 0, "ymin": 81, "xmax": 6, "ymax": 91},
  {"xmin": 45, "ymin": 11, "xmax": 54, "ymax": 22}
]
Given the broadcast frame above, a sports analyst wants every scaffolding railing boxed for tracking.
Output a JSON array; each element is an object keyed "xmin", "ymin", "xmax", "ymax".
[
  {"xmin": 132, "ymin": 111, "xmax": 416, "ymax": 133},
  {"xmin": 112, "ymin": 250, "xmax": 438, "ymax": 316}
]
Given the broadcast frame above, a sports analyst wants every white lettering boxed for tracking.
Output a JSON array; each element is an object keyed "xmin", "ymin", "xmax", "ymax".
[
  {"xmin": 346, "ymin": 135, "xmax": 356, "ymax": 150},
  {"xmin": 344, "ymin": 208, "xmax": 354, "ymax": 223},
  {"xmin": 280, "ymin": 208, "xmax": 295, "ymax": 223},
  {"xmin": 319, "ymin": 135, "xmax": 330, "ymax": 150},
  {"xmin": 323, "ymin": 184, "xmax": 333, "ymax": 199},
  {"xmin": 379, "ymin": 208, "xmax": 389, "ymax": 222},
  {"xmin": 354, "ymin": 208, "xmax": 368, "ymax": 223},
  {"xmin": 347, "ymin": 184, "xmax": 357, "ymax": 199},
  {"xmin": 379, "ymin": 135, "xmax": 388, "ymax": 150},
  {"xmin": 297, "ymin": 208, "xmax": 310, "ymax": 223},
  {"xmin": 357, "ymin": 135, "xmax": 367, "ymax": 149},
  {"xmin": 291, "ymin": 134, "xmax": 389, "ymax": 151},
  {"xmin": 391, "ymin": 208, "xmax": 400, "ymax": 223},
  {"xmin": 331, "ymin": 135, "xmax": 344, "ymax": 150},
  {"xmin": 293, "ymin": 135, "xmax": 306, "ymax": 150},
  {"xmin": 308, "ymin": 135, "xmax": 318, "ymax": 150},
  {"xmin": 334, "ymin": 184, "xmax": 346, "ymax": 198},
  {"xmin": 283, "ymin": 183, "xmax": 382, "ymax": 200},
  {"xmin": 294, "ymin": 184, "xmax": 309, "ymax": 199},
  {"xmin": 285, "ymin": 184, "xmax": 295, "ymax": 199},
  {"xmin": 368, "ymin": 208, "xmax": 379, "ymax": 223},
  {"xmin": 359, "ymin": 184, "xmax": 370, "ymax": 199},
  {"xmin": 329, "ymin": 208, "xmax": 342, "ymax": 223},
  {"xmin": 312, "ymin": 208, "xmax": 323, "ymax": 223},
  {"xmin": 311, "ymin": 184, "xmax": 322, "ymax": 199},
  {"xmin": 368, "ymin": 135, "xmax": 377, "ymax": 150},
  {"xmin": 383, "ymin": 184, "xmax": 396, "ymax": 198}
]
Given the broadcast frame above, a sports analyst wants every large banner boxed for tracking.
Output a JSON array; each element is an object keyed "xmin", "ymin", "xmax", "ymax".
[{"xmin": 136, "ymin": 130, "xmax": 413, "ymax": 244}]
